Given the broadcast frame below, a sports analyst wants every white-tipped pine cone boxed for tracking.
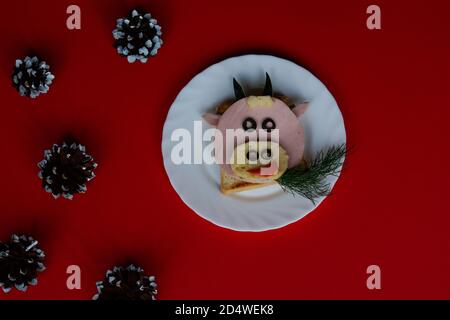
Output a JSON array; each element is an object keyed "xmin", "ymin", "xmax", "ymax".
[
  {"xmin": 113, "ymin": 9, "xmax": 163, "ymax": 63},
  {"xmin": 93, "ymin": 264, "xmax": 157, "ymax": 300},
  {"xmin": 38, "ymin": 142, "xmax": 97, "ymax": 200},
  {"xmin": 0, "ymin": 234, "xmax": 46, "ymax": 293},
  {"xmin": 12, "ymin": 56, "xmax": 55, "ymax": 98}
]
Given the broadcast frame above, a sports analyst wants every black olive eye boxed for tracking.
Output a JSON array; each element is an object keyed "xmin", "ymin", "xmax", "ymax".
[
  {"xmin": 246, "ymin": 150, "xmax": 259, "ymax": 162},
  {"xmin": 262, "ymin": 118, "xmax": 276, "ymax": 132},
  {"xmin": 260, "ymin": 148, "xmax": 272, "ymax": 161},
  {"xmin": 242, "ymin": 117, "xmax": 257, "ymax": 131}
]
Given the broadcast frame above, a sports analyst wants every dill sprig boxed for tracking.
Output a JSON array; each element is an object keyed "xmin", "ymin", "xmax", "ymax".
[{"xmin": 277, "ymin": 143, "xmax": 346, "ymax": 204}]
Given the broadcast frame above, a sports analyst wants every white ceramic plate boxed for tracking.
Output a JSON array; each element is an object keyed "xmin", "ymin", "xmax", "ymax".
[{"xmin": 162, "ymin": 55, "xmax": 346, "ymax": 232}]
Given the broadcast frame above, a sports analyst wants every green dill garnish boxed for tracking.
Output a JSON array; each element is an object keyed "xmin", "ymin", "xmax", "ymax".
[{"xmin": 277, "ymin": 143, "xmax": 346, "ymax": 204}]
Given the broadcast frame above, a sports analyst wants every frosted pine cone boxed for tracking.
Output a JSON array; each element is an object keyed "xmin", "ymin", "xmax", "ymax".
[
  {"xmin": 0, "ymin": 234, "xmax": 46, "ymax": 293},
  {"xmin": 113, "ymin": 9, "xmax": 163, "ymax": 63},
  {"xmin": 38, "ymin": 142, "xmax": 97, "ymax": 200},
  {"xmin": 93, "ymin": 264, "xmax": 157, "ymax": 300},
  {"xmin": 12, "ymin": 56, "xmax": 55, "ymax": 98}
]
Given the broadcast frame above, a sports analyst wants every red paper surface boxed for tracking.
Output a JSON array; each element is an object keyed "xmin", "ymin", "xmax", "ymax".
[{"xmin": 0, "ymin": 0, "xmax": 449, "ymax": 300}]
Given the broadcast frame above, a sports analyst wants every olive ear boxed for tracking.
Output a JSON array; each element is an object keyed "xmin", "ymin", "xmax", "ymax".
[
  {"xmin": 262, "ymin": 72, "xmax": 273, "ymax": 96},
  {"xmin": 202, "ymin": 113, "xmax": 221, "ymax": 127},
  {"xmin": 292, "ymin": 103, "xmax": 309, "ymax": 117},
  {"xmin": 233, "ymin": 78, "xmax": 246, "ymax": 101}
]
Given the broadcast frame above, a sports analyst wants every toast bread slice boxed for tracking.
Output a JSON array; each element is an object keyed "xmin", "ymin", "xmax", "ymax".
[{"xmin": 220, "ymin": 168, "xmax": 275, "ymax": 195}]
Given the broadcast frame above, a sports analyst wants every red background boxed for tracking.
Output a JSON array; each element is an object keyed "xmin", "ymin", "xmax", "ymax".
[{"xmin": 0, "ymin": 0, "xmax": 449, "ymax": 300}]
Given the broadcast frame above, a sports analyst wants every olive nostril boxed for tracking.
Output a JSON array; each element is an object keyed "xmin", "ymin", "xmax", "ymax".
[
  {"xmin": 261, "ymin": 148, "xmax": 272, "ymax": 160},
  {"xmin": 246, "ymin": 150, "xmax": 258, "ymax": 162}
]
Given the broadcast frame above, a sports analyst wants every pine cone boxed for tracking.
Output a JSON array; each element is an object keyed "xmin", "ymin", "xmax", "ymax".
[
  {"xmin": 93, "ymin": 264, "xmax": 157, "ymax": 300},
  {"xmin": 113, "ymin": 9, "xmax": 163, "ymax": 63},
  {"xmin": 0, "ymin": 234, "xmax": 45, "ymax": 293},
  {"xmin": 12, "ymin": 56, "xmax": 55, "ymax": 98},
  {"xmin": 38, "ymin": 142, "xmax": 97, "ymax": 200}
]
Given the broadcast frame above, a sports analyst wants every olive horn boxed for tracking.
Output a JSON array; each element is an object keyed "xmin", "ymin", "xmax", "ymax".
[
  {"xmin": 233, "ymin": 78, "xmax": 246, "ymax": 101},
  {"xmin": 262, "ymin": 72, "xmax": 273, "ymax": 96}
]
